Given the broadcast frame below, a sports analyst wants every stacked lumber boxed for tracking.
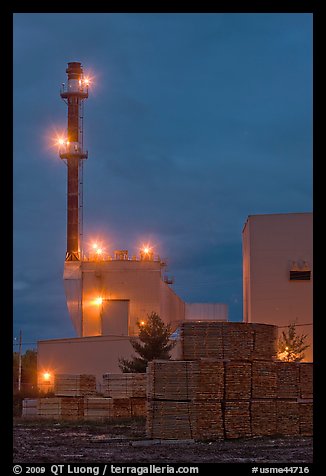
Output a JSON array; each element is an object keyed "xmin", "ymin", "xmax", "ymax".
[
  {"xmin": 251, "ymin": 400, "xmax": 277, "ymax": 436},
  {"xmin": 250, "ymin": 324, "xmax": 278, "ymax": 361},
  {"xmin": 299, "ymin": 402, "xmax": 313, "ymax": 436},
  {"xmin": 195, "ymin": 359, "xmax": 224, "ymax": 400},
  {"xmin": 193, "ymin": 401, "xmax": 224, "ymax": 440},
  {"xmin": 84, "ymin": 397, "xmax": 112, "ymax": 420},
  {"xmin": 180, "ymin": 321, "xmax": 277, "ymax": 361},
  {"xmin": 147, "ymin": 360, "xmax": 198, "ymax": 401},
  {"xmin": 103, "ymin": 373, "xmax": 147, "ymax": 398},
  {"xmin": 223, "ymin": 323, "xmax": 254, "ymax": 361},
  {"xmin": 37, "ymin": 397, "xmax": 84, "ymax": 419},
  {"xmin": 131, "ymin": 397, "xmax": 147, "ymax": 417},
  {"xmin": 224, "ymin": 362, "xmax": 251, "ymax": 400},
  {"xmin": 276, "ymin": 400, "xmax": 300, "ymax": 436},
  {"xmin": 146, "ymin": 400, "xmax": 195, "ymax": 440},
  {"xmin": 111, "ymin": 398, "xmax": 132, "ymax": 418},
  {"xmin": 180, "ymin": 321, "xmax": 224, "ymax": 360},
  {"xmin": 22, "ymin": 399, "xmax": 38, "ymax": 417},
  {"xmin": 252, "ymin": 361, "xmax": 277, "ymax": 399},
  {"xmin": 54, "ymin": 374, "xmax": 96, "ymax": 397},
  {"xmin": 276, "ymin": 362, "xmax": 299, "ymax": 399},
  {"xmin": 298, "ymin": 363, "xmax": 313, "ymax": 399},
  {"xmin": 224, "ymin": 401, "xmax": 251, "ymax": 439}
]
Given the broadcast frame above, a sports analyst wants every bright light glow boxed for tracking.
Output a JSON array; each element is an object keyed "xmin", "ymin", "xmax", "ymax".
[
  {"xmin": 96, "ymin": 248, "xmax": 103, "ymax": 255},
  {"xmin": 93, "ymin": 297, "xmax": 103, "ymax": 306},
  {"xmin": 43, "ymin": 372, "xmax": 51, "ymax": 381},
  {"xmin": 58, "ymin": 138, "xmax": 65, "ymax": 145},
  {"xmin": 285, "ymin": 347, "xmax": 289, "ymax": 351},
  {"xmin": 92, "ymin": 243, "xmax": 98, "ymax": 250},
  {"xmin": 83, "ymin": 76, "xmax": 91, "ymax": 86},
  {"xmin": 139, "ymin": 321, "xmax": 146, "ymax": 327},
  {"xmin": 143, "ymin": 247, "xmax": 150, "ymax": 254}
]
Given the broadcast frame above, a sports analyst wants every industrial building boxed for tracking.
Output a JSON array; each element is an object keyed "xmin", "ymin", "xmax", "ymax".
[
  {"xmin": 242, "ymin": 212, "xmax": 313, "ymax": 362},
  {"xmin": 37, "ymin": 62, "xmax": 228, "ymax": 389},
  {"xmin": 37, "ymin": 62, "xmax": 312, "ymax": 390}
]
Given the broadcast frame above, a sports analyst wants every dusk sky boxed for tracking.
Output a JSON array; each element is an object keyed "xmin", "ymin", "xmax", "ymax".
[{"xmin": 13, "ymin": 13, "xmax": 312, "ymax": 349}]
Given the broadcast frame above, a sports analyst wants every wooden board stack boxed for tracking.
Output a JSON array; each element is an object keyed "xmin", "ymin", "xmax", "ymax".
[
  {"xmin": 276, "ymin": 400, "xmax": 300, "ymax": 436},
  {"xmin": 276, "ymin": 362, "xmax": 299, "ymax": 399},
  {"xmin": 299, "ymin": 363, "xmax": 313, "ymax": 399},
  {"xmin": 146, "ymin": 359, "xmax": 225, "ymax": 440},
  {"xmin": 84, "ymin": 397, "xmax": 112, "ymax": 420},
  {"xmin": 37, "ymin": 397, "xmax": 84, "ymax": 420},
  {"xmin": 299, "ymin": 402, "xmax": 313, "ymax": 436},
  {"xmin": 22, "ymin": 399, "xmax": 38, "ymax": 417},
  {"xmin": 252, "ymin": 361, "xmax": 277, "ymax": 399},
  {"xmin": 224, "ymin": 362, "xmax": 251, "ymax": 400},
  {"xmin": 147, "ymin": 400, "xmax": 195, "ymax": 440},
  {"xmin": 111, "ymin": 398, "xmax": 132, "ymax": 418},
  {"xmin": 251, "ymin": 400, "xmax": 277, "ymax": 436},
  {"xmin": 223, "ymin": 401, "xmax": 251, "ymax": 439},
  {"xmin": 180, "ymin": 321, "xmax": 277, "ymax": 362},
  {"xmin": 103, "ymin": 373, "xmax": 147, "ymax": 399},
  {"xmin": 130, "ymin": 398, "xmax": 147, "ymax": 417},
  {"xmin": 54, "ymin": 374, "xmax": 96, "ymax": 397}
]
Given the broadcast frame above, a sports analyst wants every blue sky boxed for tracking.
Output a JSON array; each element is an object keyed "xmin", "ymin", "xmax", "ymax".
[{"xmin": 13, "ymin": 13, "xmax": 312, "ymax": 348}]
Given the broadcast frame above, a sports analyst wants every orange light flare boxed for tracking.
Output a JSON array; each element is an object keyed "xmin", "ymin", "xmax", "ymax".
[
  {"xmin": 93, "ymin": 297, "xmax": 103, "ymax": 306},
  {"xmin": 139, "ymin": 320, "xmax": 146, "ymax": 327},
  {"xmin": 42, "ymin": 371, "xmax": 52, "ymax": 382}
]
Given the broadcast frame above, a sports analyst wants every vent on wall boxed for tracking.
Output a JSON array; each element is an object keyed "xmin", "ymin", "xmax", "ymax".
[{"xmin": 289, "ymin": 270, "xmax": 311, "ymax": 281}]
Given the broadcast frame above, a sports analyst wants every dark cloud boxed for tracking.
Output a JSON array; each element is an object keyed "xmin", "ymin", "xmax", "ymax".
[{"xmin": 13, "ymin": 13, "xmax": 312, "ymax": 344}]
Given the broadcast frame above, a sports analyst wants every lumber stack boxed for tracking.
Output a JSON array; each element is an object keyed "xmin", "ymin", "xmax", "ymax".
[
  {"xmin": 276, "ymin": 362, "xmax": 299, "ymax": 399},
  {"xmin": 252, "ymin": 361, "xmax": 277, "ymax": 399},
  {"xmin": 224, "ymin": 362, "xmax": 251, "ymax": 400},
  {"xmin": 147, "ymin": 401, "xmax": 195, "ymax": 440},
  {"xmin": 111, "ymin": 398, "xmax": 132, "ymax": 418},
  {"xmin": 251, "ymin": 400, "xmax": 277, "ymax": 436},
  {"xmin": 223, "ymin": 401, "xmax": 251, "ymax": 439},
  {"xmin": 146, "ymin": 359, "xmax": 225, "ymax": 440},
  {"xmin": 103, "ymin": 373, "xmax": 147, "ymax": 398},
  {"xmin": 299, "ymin": 363, "xmax": 313, "ymax": 399},
  {"xmin": 84, "ymin": 397, "xmax": 112, "ymax": 420},
  {"xmin": 276, "ymin": 400, "xmax": 300, "ymax": 436},
  {"xmin": 299, "ymin": 402, "xmax": 313, "ymax": 436},
  {"xmin": 130, "ymin": 397, "xmax": 147, "ymax": 417},
  {"xmin": 22, "ymin": 399, "xmax": 38, "ymax": 417},
  {"xmin": 54, "ymin": 374, "xmax": 96, "ymax": 397},
  {"xmin": 37, "ymin": 397, "xmax": 84, "ymax": 419},
  {"xmin": 180, "ymin": 321, "xmax": 277, "ymax": 361}
]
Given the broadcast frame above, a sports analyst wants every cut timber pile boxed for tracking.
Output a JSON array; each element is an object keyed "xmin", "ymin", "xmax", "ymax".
[
  {"xmin": 37, "ymin": 397, "xmax": 84, "ymax": 419},
  {"xmin": 84, "ymin": 397, "xmax": 112, "ymax": 420},
  {"xmin": 251, "ymin": 400, "xmax": 277, "ymax": 436},
  {"xmin": 111, "ymin": 398, "xmax": 132, "ymax": 418},
  {"xmin": 147, "ymin": 400, "xmax": 195, "ymax": 440},
  {"xmin": 194, "ymin": 401, "xmax": 224, "ymax": 440},
  {"xmin": 252, "ymin": 361, "xmax": 277, "ymax": 399},
  {"xmin": 276, "ymin": 362, "xmax": 299, "ymax": 399},
  {"xmin": 103, "ymin": 373, "xmax": 146, "ymax": 398},
  {"xmin": 54, "ymin": 374, "xmax": 96, "ymax": 397},
  {"xmin": 223, "ymin": 401, "xmax": 251, "ymax": 439},
  {"xmin": 180, "ymin": 321, "xmax": 277, "ymax": 361},
  {"xmin": 299, "ymin": 402, "xmax": 313, "ymax": 436},
  {"xmin": 276, "ymin": 400, "xmax": 300, "ymax": 436},
  {"xmin": 147, "ymin": 359, "xmax": 224, "ymax": 401},
  {"xmin": 130, "ymin": 397, "xmax": 147, "ymax": 417},
  {"xmin": 224, "ymin": 362, "xmax": 251, "ymax": 400},
  {"xmin": 22, "ymin": 399, "xmax": 38, "ymax": 417},
  {"xmin": 299, "ymin": 363, "xmax": 313, "ymax": 399}
]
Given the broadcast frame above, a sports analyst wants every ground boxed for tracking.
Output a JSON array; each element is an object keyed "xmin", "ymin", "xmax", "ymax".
[{"xmin": 13, "ymin": 418, "xmax": 312, "ymax": 464}]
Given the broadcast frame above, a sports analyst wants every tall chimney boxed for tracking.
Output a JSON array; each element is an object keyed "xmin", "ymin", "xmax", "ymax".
[{"xmin": 59, "ymin": 62, "xmax": 88, "ymax": 261}]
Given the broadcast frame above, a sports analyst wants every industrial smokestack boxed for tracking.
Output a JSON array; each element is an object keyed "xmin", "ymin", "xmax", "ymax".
[{"xmin": 59, "ymin": 62, "xmax": 89, "ymax": 261}]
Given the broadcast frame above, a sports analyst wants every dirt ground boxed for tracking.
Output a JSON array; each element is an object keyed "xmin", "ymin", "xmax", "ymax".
[{"xmin": 13, "ymin": 418, "xmax": 313, "ymax": 464}]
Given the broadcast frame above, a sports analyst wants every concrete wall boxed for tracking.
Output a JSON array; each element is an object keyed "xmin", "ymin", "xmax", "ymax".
[
  {"xmin": 80, "ymin": 259, "xmax": 184, "ymax": 337},
  {"xmin": 37, "ymin": 335, "xmax": 135, "ymax": 390},
  {"xmin": 185, "ymin": 303, "xmax": 228, "ymax": 321},
  {"xmin": 37, "ymin": 335, "xmax": 182, "ymax": 390},
  {"xmin": 242, "ymin": 213, "xmax": 313, "ymax": 361}
]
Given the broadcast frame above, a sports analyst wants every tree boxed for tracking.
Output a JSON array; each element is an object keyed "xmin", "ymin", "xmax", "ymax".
[
  {"xmin": 277, "ymin": 322, "xmax": 310, "ymax": 362},
  {"xmin": 118, "ymin": 312, "xmax": 176, "ymax": 373}
]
